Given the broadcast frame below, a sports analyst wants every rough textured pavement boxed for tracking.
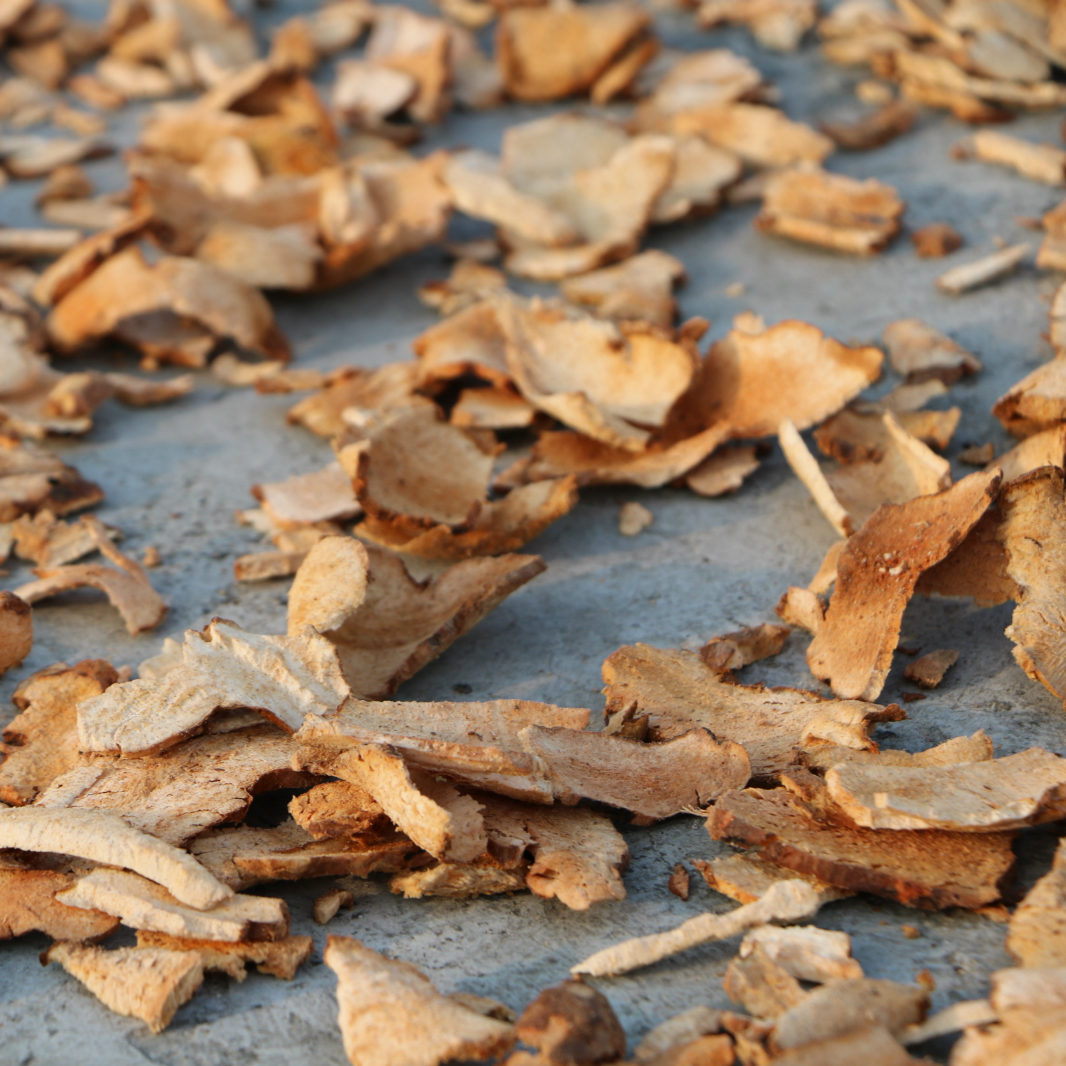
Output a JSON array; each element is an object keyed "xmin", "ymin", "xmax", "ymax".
[{"xmin": 2, "ymin": 2, "xmax": 1066, "ymax": 1063}]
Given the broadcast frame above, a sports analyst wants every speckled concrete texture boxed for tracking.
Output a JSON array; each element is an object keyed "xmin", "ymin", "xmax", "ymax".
[{"xmin": 1, "ymin": 2, "xmax": 1065, "ymax": 1063}]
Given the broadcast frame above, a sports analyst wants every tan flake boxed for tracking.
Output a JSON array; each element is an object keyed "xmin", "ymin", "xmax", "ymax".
[
  {"xmin": 685, "ymin": 445, "xmax": 761, "ymax": 497},
  {"xmin": 820, "ymin": 100, "xmax": 918, "ymax": 151},
  {"xmin": 724, "ymin": 943, "xmax": 806, "ymax": 1018},
  {"xmin": 911, "ymin": 222, "xmax": 962, "ymax": 258},
  {"xmin": 993, "ymin": 355, "xmax": 1066, "ymax": 439},
  {"xmin": 288, "ymin": 362, "xmax": 423, "ymax": 438},
  {"xmin": 698, "ymin": 0, "xmax": 817, "ymax": 51},
  {"xmin": 137, "ymin": 929, "xmax": 313, "ymax": 980},
  {"xmin": 699, "ymin": 622, "xmax": 791, "ymax": 673},
  {"xmin": 903, "ymin": 648, "xmax": 958, "ymax": 688},
  {"xmin": 291, "ymin": 780, "xmax": 387, "ymax": 839},
  {"xmin": 389, "ymin": 858, "xmax": 527, "ymax": 900},
  {"xmin": 418, "ymin": 258, "xmax": 507, "ymax": 318},
  {"xmin": 0, "ymin": 590, "xmax": 31, "ymax": 676},
  {"xmin": 0, "ymin": 864, "xmax": 119, "ymax": 942},
  {"xmin": 252, "ymin": 462, "xmax": 360, "ymax": 529},
  {"xmin": 995, "ymin": 425, "xmax": 1066, "ymax": 481},
  {"xmin": 740, "ymin": 925, "xmax": 863, "ymax": 983},
  {"xmin": 633, "ymin": 1006, "xmax": 724, "ymax": 1063},
  {"xmin": 693, "ymin": 852, "xmax": 853, "ymax": 906},
  {"xmin": 882, "ymin": 319, "xmax": 982, "ymax": 384},
  {"xmin": 619, "ymin": 501, "xmax": 653, "ymax": 536},
  {"xmin": 324, "ymin": 935, "xmax": 516, "ymax": 1066},
  {"xmin": 515, "ymin": 979, "xmax": 626, "ymax": 1064},
  {"xmin": 936, "ymin": 242, "xmax": 1029, "ymax": 295},
  {"xmin": 1007, "ymin": 835, "xmax": 1066, "ymax": 967},
  {"xmin": 560, "ymin": 250, "xmax": 686, "ymax": 328},
  {"xmin": 45, "ymin": 941, "xmax": 203, "ymax": 1033},
  {"xmin": 314, "ymin": 888, "xmax": 355, "ymax": 925},
  {"xmin": 800, "ymin": 730, "xmax": 995, "ymax": 773},
  {"xmin": 972, "ymin": 130, "xmax": 1066, "ymax": 186}
]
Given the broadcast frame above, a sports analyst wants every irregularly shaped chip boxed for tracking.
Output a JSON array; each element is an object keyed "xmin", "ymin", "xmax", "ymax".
[
  {"xmin": 137, "ymin": 929, "xmax": 313, "ymax": 981},
  {"xmin": 882, "ymin": 318, "xmax": 982, "ymax": 384},
  {"xmin": 0, "ymin": 864, "xmax": 119, "ymax": 942}
]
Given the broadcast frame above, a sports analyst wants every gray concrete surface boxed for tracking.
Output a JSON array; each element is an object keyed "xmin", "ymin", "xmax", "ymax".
[{"xmin": 2, "ymin": 3, "xmax": 1066, "ymax": 1063}]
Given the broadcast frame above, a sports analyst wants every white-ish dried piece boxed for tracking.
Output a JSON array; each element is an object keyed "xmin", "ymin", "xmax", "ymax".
[
  {"xmin": 937, "ymin": 243, "xmax": 1029, "ymax": 294},
  {"xmin": 825, "ymin": 747, "xmax": 1066, "ymax": 831},
  {"xmin": 560, "ymin": 250, "xmax": 686, "ymax": 328},
  {"xmin": 972, "ymin": 130, "xmax": 1066, "ymax": 187},
  {"xmin": 899, "ymin": 999, "xmax": 996, "ymax": 1046},
  {"xmin": 882, "ymin": 319, "xmax": 982, "ymax": 384},
  {"xmin": 0, "ymin": 228, "xmax": 83, "ymax": 257},
  {"xmin": 56, "ymin": 868, "xmax": 287, "ymax": 942},
  {"xmin": 633, "ymin": 1006, "xmax": 724, "ymax": 1063},
  {"xmin": 739, "ymin": 925, "xmax": 862, "ymax": 983},
  {"xmin": 44, "ymin": 941, "xmax": 203, "ymax": 1033},
  {"xmin": 571, "ymin": 880, "xmax": 823, "ymax": 977},
  {"xmin": 324, "ymin": 936, "xmax": 516, "ymax": 1065},
  {"xmin": 252, "ymin": 462, "xmax": 360, "ymax": 528},
  {"xmin": 0, "ymin": 807, "xmax": 231, "ymax": 909},
  {"xmin": 315, "ymin": 888, "xmax": 355, "ymax": 925},
  {"xmin": 780, "ymin": 417, "xmax": 852, "ymax": 537},
  {"xmin": 619, "ymin": 501, "xmax": 653, "ymax": 536}
]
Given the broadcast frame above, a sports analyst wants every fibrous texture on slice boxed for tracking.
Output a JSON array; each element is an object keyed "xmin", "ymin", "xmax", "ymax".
[
  {"xmin": 324, "ymin": 936, "xmax": 516, "ymax": 1066},
  {"xmin": 290, "ymin": 780, "xmax": 386, "ymax": 839},
  {"xmin": 36, "ymin": 726, "xmax": 308, "ymax": 846},
  {"xmin": 756, "ymin": 167, "xmax": 904, "ymax": 254},
  {"xmin": 0, "ymin": 807, "xmax": 231, "ymax": 909},
  {"xmin": 0, "ymin": 659, "xmax": 117, "ymax": 805},
  {"xmin": 824, "ymin": 748, "xmax": 1066, "ymax": 831},
  {"xmin": 56, "ymin": 868, "xmax": 288, "ymax": 942},
  {"xmin": 992, "ymin": 356, "xmax": 1066, "ymax": 438},
  {"xmin": 1007, "ymin": 835, "xmax": 1066, "ymax": 967},
  {"xmin": 601, "ymin": 644, "xmax": 902, "ymax": 779},
  {"xmin": 77, "ymin": 618, "xmax": 349, "ymax": 755},
  {"xmin": 708, "ymin": 787, "xmax": 1015, "ymax": 909},
  {"xmin": 389, "ymin": 858, "xmax": 527, "ymax": 900},
  {"xmin": 44, "ymin": 941, "xmax": 204, "ymax": 1034},
  {"xmin": 807, "ymin": 469, "xmax": 1001, "ymax": 701},
  {"xmin": 0, "ymin": 865, "xmax": 119, "ymax": 942},
  {"xmin": 996, "ymin": 467, "xmax": 1066, "ymax": 705},
  {"xmin": 288, "ymin": 536, "xmax": 545, "ymax": 698},
  {"xmin": 137, "ymin": 930, "xmax": 313, "ymax": 981},
  {"xmin": 15, "ymin": 515, "xmax": 166, "ymax": 635}
]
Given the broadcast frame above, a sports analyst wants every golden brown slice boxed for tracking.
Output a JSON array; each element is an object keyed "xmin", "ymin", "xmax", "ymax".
[
  {"xmin": 601, "ymin": 643, "xmax": 902, "ymax": 779},
  {"xmin": 137, "ymin": 930, "xmax": 313, "ymax": 980},
  {"xmin": 807, "ymin": 468, "xmax": 1001, "ymax": 701},
  {"xmin": 993, "ymin": 355, "xmax": 1066, "ymax": 439},
  {"xmin": 693, "ymin": 852, "xmax": 853, "ymax": 905},
  {"xmin": 707, "ymin": 787, "xmax": 1015, "ymax": 909},
  {"xmin": 903, "ymin": 648, "xmax": 957, "ymax": 687},
  {"xmin": 0, "ymin": 864, "xmax": 119, "ymax": 942},
  {"xmin": 1007, "ymin": 834, "xmax": 1066, "ymax": 967},
  {"xmin": 700, "ymin": 623, "xmax": 791, "ymax": 673},
  {"xmin": 560, "ymin": 250, "xmax": 686, "ymax": 328},
  {"xmin": 0, "ymin": 658, "xmax": 118, "ymax": 804},
  {"xmin": 389, "ymin": 858, "xmax": 527, "ymax": 900},
  {"xmin": 515, "ymin": 979, "xmax": 626, "ymax": 1064},
  {"xmin": 739, "ymin": 925, "xmax": 862, "ymax": 983},
  {"xmin": 698, "ymin": 0, "xmax": 817, "ymax": 51},
  {"xmin": 324, "ymin": 935, "xmax": 516, "ymax": 1065},
  {"xmin": 287, "ymin": 537, "xmax": 545, "ymax": 697},
  {"xmin": 882, "ymin": 318, "xmax": 982, "ymax": 384},
  {"xmin": 0, "ymin": 590, "xmax": 30, "ymax": 676},
  {"xmin": 56, "ymin": 868, "xmax": 288, "ymax": 942},
  {"xmin": 756, "ymin": 167, "xmax": 904, "ymax": 254},
  {"xmin": 44, "ymin": 942, "xmax": 204, "ymax": 1033},
  {"xmin": 824, "ymin": 748, "xmax": 1066, "ymax": 831},
  {"xmin": 290, "ymin": 780, "xmax": 387, "ymax": 839}
]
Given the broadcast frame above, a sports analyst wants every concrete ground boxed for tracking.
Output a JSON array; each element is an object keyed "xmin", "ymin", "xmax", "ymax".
[{"xmin": 2, "ymin": 3, "xmax": 1066, "ymax": 1063}]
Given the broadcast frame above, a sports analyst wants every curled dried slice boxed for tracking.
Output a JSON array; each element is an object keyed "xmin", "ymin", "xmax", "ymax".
[
  {"xmin": 44, "ymin": 942, "xmax": 204, "ymax": 1034},
  {"xmin": 288, "ymin": 537, "xmax": 545, "ymax": 698},
  {"xmin": 882, "ymin": 318, "xmax": 982, "ymax": 384},
  {"xmin": 137, "ymin": 930, "xmax": 313, "ymax": 981},
  {"xmin": 0, "ymin": 807, "xmax": 231, "ymax": 909},
  {"xmin": 288, "ymin": 362, "xmax": 423, "ymax": 438},
  {"xmin": 324, "ymin": 936, "xmax": 516, "ymax": 1065},
  {"xmin": 0, "ymin": 865, "xmax": 119, "ymax": 942},
  {"xmin": 0, "ymin": 437, "xmax": 102, "ymax": 520},
  {"xmin": 807, "ymin": 469, "xmax": 1001, "ymax": 701},
  {"xmin": 56, "ymin": 868, "xmax": 288, "ymax": 942},
  {"xmin": 993, "ymin": 355, "xmax": 1066, "ymax": 439},
  {"xmin": 14, "ymin": 514, "xmax": 166, "ymax": 635}
]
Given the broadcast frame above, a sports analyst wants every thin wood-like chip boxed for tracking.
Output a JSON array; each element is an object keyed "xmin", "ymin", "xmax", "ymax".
[
  {"xmin": 515, "ymin": 979, "xmax": 626, "ymax": 1064},
  {"xmin": 882, "ymin": 318, "xmax": 982, "ymax": 384},
  {"xmin": 1006, "ymin": 834, "xmax": 1066, "ymax": 967},
  {"xmin": 602, "ymin": 643, "xmax": 902, "ymax": 779},
  {"xmin": 724, "ymin": 943, "xmax": 806, "ymax": 1018},
  {"xmin": 992, "ymin": 356, "xmax": 1066, "ymax": 439},
  {"xmin": 314, "ymin": 888, "xmax": 355, "ymax": 925},
  {"xmin": 44, "ymin": 941, "xmax": 204, "ymax": 1033},
  {"xmin": 708, "ymin": 786, "xmax": 1015, "ymax": 908},
  {"xmin": 389, "ymin": 857, "xmax": 527, "ymax": 900},
  {"xmin": 936, "ymin": 243, "xmax": 1028, "ymax": 294},
  {"xmin": 0, "ymin": 864, "xmax": 119, "ymax": 942},
  {"xmin": 324, "ymin": 935, "xmax": 516, "ymax": 1065},
  {"xmin": 0, "ymin": 806, "xmax": 231, "ymax": 909},
  {"xmin": 291, "ymin": 780, "xmax": 386, "ymax": 839},
  {"xmin": 137, "ymin": 930, "xmax": 313, "ymax": 980},
  {"xmin": 903, "ymin": 648, "xmax": 957, "ymax": 687},
  {"xmin": 807, "ymin": 469, "xmax": 1001, "ymax": 701},
  {"xmin": 740, "ymin": 924, "xmax": 863, "ymax": 982},
  {"xmin": 971, "ymin": 129, "xmax": 1066, "ymax": 186},
  {"xmin": 694, "ymin": 852, "xmax": 853, "ymax": 906},
  {"xmin": 0, "ymin": 590, "xmax": 31, "ymax": 675},
  {"xmin": 560, "ymin": 250, "xmax": 686, "ymax": 328}
]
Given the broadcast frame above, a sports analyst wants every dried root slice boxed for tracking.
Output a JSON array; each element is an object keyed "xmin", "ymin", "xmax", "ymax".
[
  {"xmin": 820, "ymin": 100, "xmax": 918, "ymax": 151},
  {"xmin": 972, "ymin": 130, "xmax": 1066, "ymax": 187},
  {"xmin": 314, "ymin": 888, "xmax": 355, "ymax": 925},
  {"xmin": 0, "ymin": 590, "xmax": 31, "ymax": 675},
  {"xmin": 1007, "ymin": 835, "xmax": 1066, "ymax": 967},
  {"xmin": 0, "ymin": 658, "xmax": 118, "ymax": 805},
  {"xmin": 685, "ymin": 445, "xmax": 761, "ymax": 497},
  {"xmin": 0, "ymin": 806, "xmax": 231, "ymax": 909},
  {"xmin": 903, "ymin": 648, "xmax": 957, "ymax": 688},
  {"xmin": 252, "ymin": 462, "xmax": 360, "ymax": 528},
  {"xmin": 633, "ymin": 1007, "xmax": 726, "ymax": 1063},
  {"xmin": 882, "ymin": 318, "xmax": 982, "ymax": 384},
  {"xmin": 419, "ymin": 258, "xmax": 507, "ymax": 318},
  {"xmin": 389, "ymin": 857, "xmax": 527, "ymax": 900},
  {"xmin": 800, "ymin": 731, "xmax": 995, "ymax": 773},
  {"xmin": 780, "ymin": 417, "xmax": 853, "ymax": 537},
  {"xmin": 56, "ymin": 868, "xmax": 288, "ymax": 943},
  {"xmin": 572, "ymin": 878, "xmax": 823, "ymax": 977},
  {"xmin": 807, "ymin": 469, "xmax": 1001, "ymax": 701},
  {"xmin": 451, "ymin": 387, "xmax": 536, "ymax": 431},
  {"xmin": 698, "ymin": 0, "xmax": 817, "ymax": 52},
  {"xmin": 286, "ymin": 363, "xmax": 423, "ymax": 438},
  {"xmin": 559, "ymin": 250, "xmax": 686, "ymax": 328},
  {"xmin": 996, "ymin": 467, "xmax": 1066, "ymax": 705},
  {"xmin": 324, "ymin": 936, "xmax": 516, "ymax": 1066},
  {"xmin": 824, "ymin": 748, "xmax": 1066, "ymax": 831},
  {"xmin": 137, "ymin": 930, "xmax": 313, "ymax": 981},
  {"xmin": 740, "ymin": 925, "xmax": 862, "ymax": 983},
  {"xmin": 290, "ymin": 780, "xmax": 387, "ymax": 839},
  {"xmin": 190, "ymin": 821, "xmax": 423, "ymax": 891},
  {"xmin": 694, "ymin": 852, "xmax": 853, "ymax": 906},
  {"xmin": 911, "ymin": 222, "xmax": 962, "ymax": 259},
  {"xmin": 900, "ymin": 1000, "xmax": 996, "ymax": 1047},
  {"xmin": 234, "ymin": 550, "xmax": 308, "ymax": 582},
  {"xmin": 44, "ymin": 941, "xmax": 204, "ymax": 1034},
  {"xmin": 993, "ymin": 355, "xmax": 1066, "ymax": 439},
  {"xmin": 936, "ymin": 243, "xmax": 1028, "ymax": 295},
  {"xmin": 77, "ymin": 619, "xmax": 349, "ymax": 756},
  {"xmin": 14, "ymin": 515, "xmax": 166, "ymax": 635},
  {"xmin": 725, "ymin": 943, "xmax": 806, "ymax": 1019},
  {"xmin": 0, "ymin": 437, "xmax": 102, "ymax": 519},
  {"xmin": 699, "ymin": 623, "xmax": 790, "ymax": 674},
  {"xmin": 0, "ymin": 865, "xmax": 119, "ymax": 942},
  {"xmin": 515, "ymin": 979, "xmax": 626, "ymax": 1064},
  {"xmin": 601, "ymin": 643, "xmax": 902, "ymax": 780},
  {"xmin": 708, "ymin": 787, "xmax": 1015, "ymax": 909},
  {"xmin": 995, "ymin": 425, "xmax": 1066, "ymax": 481},
  {"xmin": 288, "ymin": 536, "xmax": 545, "ymax": 698},
  {"xmin": 756, "ymin": 167, "xmax": 904, "ymax": 254}
]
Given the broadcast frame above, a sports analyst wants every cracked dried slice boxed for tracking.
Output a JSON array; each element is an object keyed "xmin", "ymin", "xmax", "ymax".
[
  {"xmin": 46, "ymin": 245, "xmax": 289, "ymax": 366},
  {"xmin": 290, "ymin": 780, "xmax": 387, "ymax": 839},
  {"xmin": 0, "ymin": 658, "xmax": 117, "ymax": 805},
  {"xmin": 496, "ymin": 3, "xmax": 651, "ymax": 102},
  {"xmin": 191, "ymin": 820, "xmax": 424, "ymax": 890},
  {"xmin": 288, "ymin": 536, "xmax": 545, "ymax": 697},
  {"xmin": 997, "ymin": 467, "xmax": 1066, "ymax": 704},
  {"xmin": 494, "ymin": 295, "xmax": 698, "ymax": 450},
  {"xmin": 740, "ymin": 925, "xmax": 862, "ymax": 983},
  {"xmin": 807, "ymin": 468, "xmax": 1001, "ymax": 701},
  {"xmin": 882, "ymin": 318, "xmax": 982, "ymax": 384},
  {"xmin": 825, "ymin": 748, "xmax": 1066, "ymax": 831},
  {"xmin": 993, "ymin": 355, "xmax": 1066, "ymax": 439},
  {"xmin": 57, "ymin": 868, "xmax": 288, "ymax": 942},
  {"xmin": 137, "ymin": 930, "xmax": 313, "ymax": 980},
  {"xmin": 77, "ymin": 618, "xmax": 349, "ymax": 755},
  {"xmin": 0, "ymin": 807, "xmax": 230, "ymax": 909},
  {"xmin": 725, "ymin": 943, "xmax": 806, "ymax": 1018},
  {"xmin": 12, "ymin": 510, "xmax": 120, "ymax": 567},
  {"xmin": 0, "ymin": 863, "xmax": 119, "ymax": 942},
  {"xmin": 389, "ymin": 857, "xmax": 527, "ymax": 900},
  {"xmin": 602, "ymin": 643, "xmax": 902, "ymax": 779},
  {"xmin": 287, "ymin": 362, "xmax": 423, "ymax": 438},
  {"xmin": 294, "ymin": 740, "xmax": 488, "ymax": 862},
  {"xmin": 44, "ymin": 941, "xmax": 204, "ymax": 1033},
  {"xmin": 1007, "ymin": 834, "xmax": 1066, "ymax": 966},
  {"xmin": 36, "ymin": 726, "xmax": 309, "ymax": 846},
  {"xmin": 0, "ymin": 443, "xmax": 101, "ymax": 523},
  {"xmin": 756, "ymin": 167, "xmax": 903, "ymax": 253},
  {"xmin": 708, "ymin": 787, "xmax": 1015, "ymax": 909},
  {"xmin": 412, "ymin": 301, "xmax": 510, "ymax": 394},
  {"xmin": 325, "ymin": 936, "xmax": 515, "ymax": 1065}
]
